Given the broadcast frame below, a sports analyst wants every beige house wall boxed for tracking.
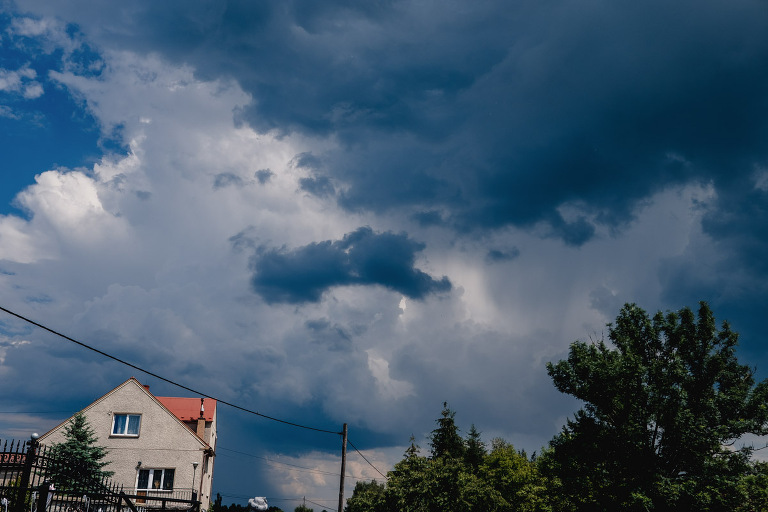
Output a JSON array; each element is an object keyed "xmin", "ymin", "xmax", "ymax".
[{"xmin": 40, "ymin": 379, "xmax": 216, "ymax": 510}]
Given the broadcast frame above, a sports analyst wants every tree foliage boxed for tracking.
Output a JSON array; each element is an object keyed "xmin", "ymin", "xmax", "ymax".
[
  {"xmin": 345, "ymin": 481, "xmax": 385, "ymax": 512},
  {"xmin": 49, "ymin": 411, "xmax": 113, "ymax": 492},
  {"xmin": 429, "ymin": 402, "xmax": 465, "ymax": 460},
  {"xmin": 545, "ymin": 302, "xmax": 768, "ymax": 511},
  {"xmin": 345, "ymin": 302, "xmax": 768, "ymax": 512},
  {"xmin": 346, "ymin": 406, "xmax": 551, "ymax": 512},
  {"xmin": 464, "ymin": 425, "xmax": 486, "ymax": 472}
]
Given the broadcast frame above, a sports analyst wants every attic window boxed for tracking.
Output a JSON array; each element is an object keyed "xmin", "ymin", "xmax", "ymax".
[{"xmin": 112, "ymin": 414, "xmax": 141, "ymax": 436}]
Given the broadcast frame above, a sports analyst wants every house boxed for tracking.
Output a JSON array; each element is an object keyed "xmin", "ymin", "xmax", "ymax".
[{"xmin": 39, "ymin": 378, "xmax": 217, "ymax": 510}]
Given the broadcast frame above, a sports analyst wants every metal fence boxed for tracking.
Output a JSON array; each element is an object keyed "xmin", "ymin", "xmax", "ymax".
[{"xmin": 0, "ymin": 439, "xmax": 199, "ymax": 512}]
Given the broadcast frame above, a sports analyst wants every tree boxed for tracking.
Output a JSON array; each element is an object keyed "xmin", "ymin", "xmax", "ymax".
[
  {"xmin": 429, "ymin": 402, "xmax": 465, "ymax": 460},
  {"xmin": 480, "ymin": 439, "xmax": 550, "ymax": 512},
  {"xmin": 377, "ymin": 413, "xmax": 509, "ymax": 512},
  {"xmin": 464, "ymin": 425, "xmax": 486, "ymax": 472},
  {"xmin": 49, "ymin": 411, "xmax": 113, "ymax": 492},
  {"xmin": 544, "ymin": 302, "xmax": 768, "ymax": 511},
  {"xmin": 345, "ymin": 481, "xmax": 385, "ymax": 512},
  {"xmin": 382, "ymin": 447, "xmax": 503, "ymax": 512}
]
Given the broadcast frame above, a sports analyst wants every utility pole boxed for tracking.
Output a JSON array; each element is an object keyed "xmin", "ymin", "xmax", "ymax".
[{"xmin": 337, "ymin": 423, "xmax": 348, "ymax": 512}]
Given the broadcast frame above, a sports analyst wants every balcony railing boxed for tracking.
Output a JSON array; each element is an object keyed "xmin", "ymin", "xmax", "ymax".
[{"xmin": 134, "ymin": 487, "xmax": 197, "ymax": 502}]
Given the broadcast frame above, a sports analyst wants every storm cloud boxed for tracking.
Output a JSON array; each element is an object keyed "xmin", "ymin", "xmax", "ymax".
[
  {"xmin": 4, "ymin": 0, "xmax": 768, "ymax": 506},
  {"xmin": 20, "ymin": 0, "xmax": 768, "ymax": 245},
  {"xmin": 250, "ymin": 227, "xmax": 451, "ymax": 303}
]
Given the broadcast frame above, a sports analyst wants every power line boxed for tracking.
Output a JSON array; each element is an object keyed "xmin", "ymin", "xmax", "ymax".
[
  {"xmin": 217, "ymin": 446, "xmax": 383, "ymax": 481},
  {"xmin": 348, "ymin": 438, "xmax": 388, "ymax": 480},
  {"xmin": 0, "ymin": 411, "xmax": 73, "ymax": 414},
  {"xmin": 0, "ymin": 305, "xmax": 342, "ymax": 436},
  {"xmin": 218, "ymin": 447, "xmax": 341, "ymax": 477},
  {"xmin": 216, "ymin": 493, "xmax": 333, "ymax": 504},
  {"xmin": 306, "ymin": 498, "xmax": 334, "ymax": 508}
]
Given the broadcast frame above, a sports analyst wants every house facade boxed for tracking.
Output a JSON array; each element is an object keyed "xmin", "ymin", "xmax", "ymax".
[{"xmin": 39, "ymin": 378, "xmax": 216, "ymax": 510}]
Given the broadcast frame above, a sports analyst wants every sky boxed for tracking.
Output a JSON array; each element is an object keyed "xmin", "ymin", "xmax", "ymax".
[{"xmin": 1, "ymin": 0, "xmax": 768, "ymax": 508}]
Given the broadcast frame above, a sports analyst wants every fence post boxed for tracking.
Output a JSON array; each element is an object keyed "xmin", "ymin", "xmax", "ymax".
[
  {"xmin": 14, "ymin": 435, "xmax": 39, "ymax": 512},
  {"xmin": 35, "ymin": 483, "xmax": 49, "ymax": 512}
]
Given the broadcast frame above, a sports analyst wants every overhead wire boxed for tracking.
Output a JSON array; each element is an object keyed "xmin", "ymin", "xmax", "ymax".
[
  {"xmin": 218, "ymin": 447, "xmax": 341, "ymax": 477},
  {"xmin": 0, "ymin": 305, "xmax": 393, "ymax": 495},
  {"xmin": 0, "ymin": 305, "xmax": 342, "ymax": 435},
  {"xmin": 347, "ymin": 438, "xmax": 388, "ymax": 480},
  {"xmin": 218, "ymin": 446, "xmax": 384, "ymax": 481}
]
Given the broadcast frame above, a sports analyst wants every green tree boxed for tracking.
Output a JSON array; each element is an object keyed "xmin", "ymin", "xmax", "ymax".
[
  {"xmin": 545, "ymin": 302, "xmax": 768, "ymax": 511},
  {"xmin": 480, "ymin": 439, "xmax": 550, "ymax": 512},
  {"xmin": 429, "ymin": 402, "xmax": 465, "ymax": 460},
  {"xmin": 49, "ymin": 411, "xmax": 113, "ymax": 492},
  {"xmin": 383, "ymin": 448, "xmax": 502, "ymax": 512},
  {"xmin": 377, "ymin": 416, "xmax": 507, "ymax": 512},
  {"xmin": 345, "ymin": 481, "xmax": 385, "ymax": 512},
  {"xmin": 464, "ymin": 424, "xmax": 486, "ymax": 472},
  {"xmin": 294, "ymin": 505, "xmax": 313, "ymax": 512}
]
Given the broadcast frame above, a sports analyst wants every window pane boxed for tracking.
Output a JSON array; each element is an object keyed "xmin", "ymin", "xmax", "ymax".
[
  {"xmin": 137, "ymin": 470, "xmax": 149, "ymax": 490},
  {"xmin": 127, "ymin": 415, "xmax": 141, "ymax": 435},
  {"xmin": 113, "ymin": 415, "xmax": 126, "ymax": 435},
  {"xmin": 150, "ymin": 469, "xmax": 161, "ymax": 489},
  {"xmin": 163, "ymin": 469, "xmax": 174, "ymax": 490}
]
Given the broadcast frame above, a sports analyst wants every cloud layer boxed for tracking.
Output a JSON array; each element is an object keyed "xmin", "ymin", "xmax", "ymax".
[
  {"xmin": 250, "ymin": 227, "xmax": 451, "ymax": 304},
  {"xmin": 2, "ymin": 0, "xmax": 768, "ymax": 507}
]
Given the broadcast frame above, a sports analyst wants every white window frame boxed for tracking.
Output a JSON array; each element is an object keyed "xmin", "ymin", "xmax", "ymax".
[
  {"xmin": 136, "ymin": 468, "xmax": 175, "ymax": 492},
  {"xmin": 111, "ymin": 413, "xmax": 141, "ymax": 437}
]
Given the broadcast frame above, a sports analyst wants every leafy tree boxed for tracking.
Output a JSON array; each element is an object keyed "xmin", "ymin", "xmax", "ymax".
[
  {"xmin": 294, "ymin": 505, "xmax": 313, "ymax": 512},
  {"xmin": 49, "ymin": 411, "xmax": 113, "ymax": 492},
  {"xmin": 373, "ymin": 413, "xmax": 511, "ymax": 512},
  {"xmin": 382, "ymin": 448, "xmax": 502, "ymax": 512},
  {"xmin": 429, "ymin": 402, "xmax": 465, "ymax": 460},
  {"xmin": 545, "ymin": 302, "xmax": 768, "ymax": 511},
  {"xmin": 464, "ymin": 424, "xmax": 486, "ymax": 472},
  {"xmin": 480, "ymin": 439, "xmax": 550, "ymax": 512},
  {"xmin": 345, "ymin": 481, "xmax": 385, "ymax": 512}
]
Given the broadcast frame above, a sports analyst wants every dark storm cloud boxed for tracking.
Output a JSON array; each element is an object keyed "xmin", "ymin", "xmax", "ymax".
[
  {"xmin": 305, "ymin": 318, "xmax": 352, "ymax": 351},
  {"xmin": 213, "ymin": 172, "xmax": 245, "ymax": 189},
  {"xmin": 701, "ymin": 181, "xmax": 768, "ymax": 277},
  {"xmin": 657, "ymin": 179, "xmax": 768, "ymax": 366},
  {"xmin": 249, "ymin": 227, "xmax": 451, "ymax": 303},
  {"xmin": 485, "ymin": 248, "xmax": 519, "ymax": 264},
  {"xmin": 254, "ymin": 169, "xmax": 273, "ymax": 184},
  {"xmin": 299, "ymin": 175, "xmax": 335, "ymax": 198},
  {"xmin": 410, "ymin": 210, "xmax": 444, "ymax": 227},
  {"xmin": 20, "ymin": 0, "xmax": 768, "ymax": 245}
]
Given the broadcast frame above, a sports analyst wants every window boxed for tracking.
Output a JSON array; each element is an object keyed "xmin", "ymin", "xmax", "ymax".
[
  {"xmin": 112, "ymin": 414, "xmax": 141, "ymax": 436},
  {"xmin": 137, "ymin": 468, "xmax": 175, "ymax": 491}
]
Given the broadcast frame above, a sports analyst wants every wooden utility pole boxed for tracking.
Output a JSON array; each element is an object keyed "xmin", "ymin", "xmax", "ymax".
[{"xmin": 337, "ymin": 423, "xmax": 348, "ymax": 512}]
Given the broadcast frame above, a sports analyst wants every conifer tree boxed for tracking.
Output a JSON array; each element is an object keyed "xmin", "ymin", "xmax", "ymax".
[
  {"xmin": 429, "ymin": 402, "xmax": 465, "ymax": 460},
  {"xmin": 49, "ymin": 411, "xmax": 113, "ymax": 492},
  {"xmin": 464, "ymin": 424, "xmax": 486, "ymax": 471}
]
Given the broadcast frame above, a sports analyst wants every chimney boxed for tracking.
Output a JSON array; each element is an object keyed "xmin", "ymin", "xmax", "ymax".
[
  {"xmin": 196, "ymin": 398, "xmax": 206, "ymax": 440},
  {"xmin": 143, "ymin": 385, "xmax": 150, "ymax": 392}
]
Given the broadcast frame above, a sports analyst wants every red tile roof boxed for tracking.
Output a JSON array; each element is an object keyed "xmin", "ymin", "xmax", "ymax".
[{"xmin": 155, "ymin": 396, "xmax": 216, "ymax": 422}]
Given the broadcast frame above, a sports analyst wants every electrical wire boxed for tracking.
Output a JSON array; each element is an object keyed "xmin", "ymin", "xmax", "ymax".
[
  {"xmin": 306, "ymin": 498, "xmax": 334, "ymax": 508},
  {"xmin": 217, "ymin": 447, "xmax": 341, "ymax": 477},
  {"xmin": 347, "ymin": 438, "xmax": 388, "ymax": 480},
  {"xmin": 0, "ymin": 411, "xmax": 74, "ymax": 414},
  {"xmin": 0, "ymin": 305, "xmax": 342, "ymax": 436},
  {"xmin": 217, "ymin": 446, "xmax": 384, "ymax": 481}
]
